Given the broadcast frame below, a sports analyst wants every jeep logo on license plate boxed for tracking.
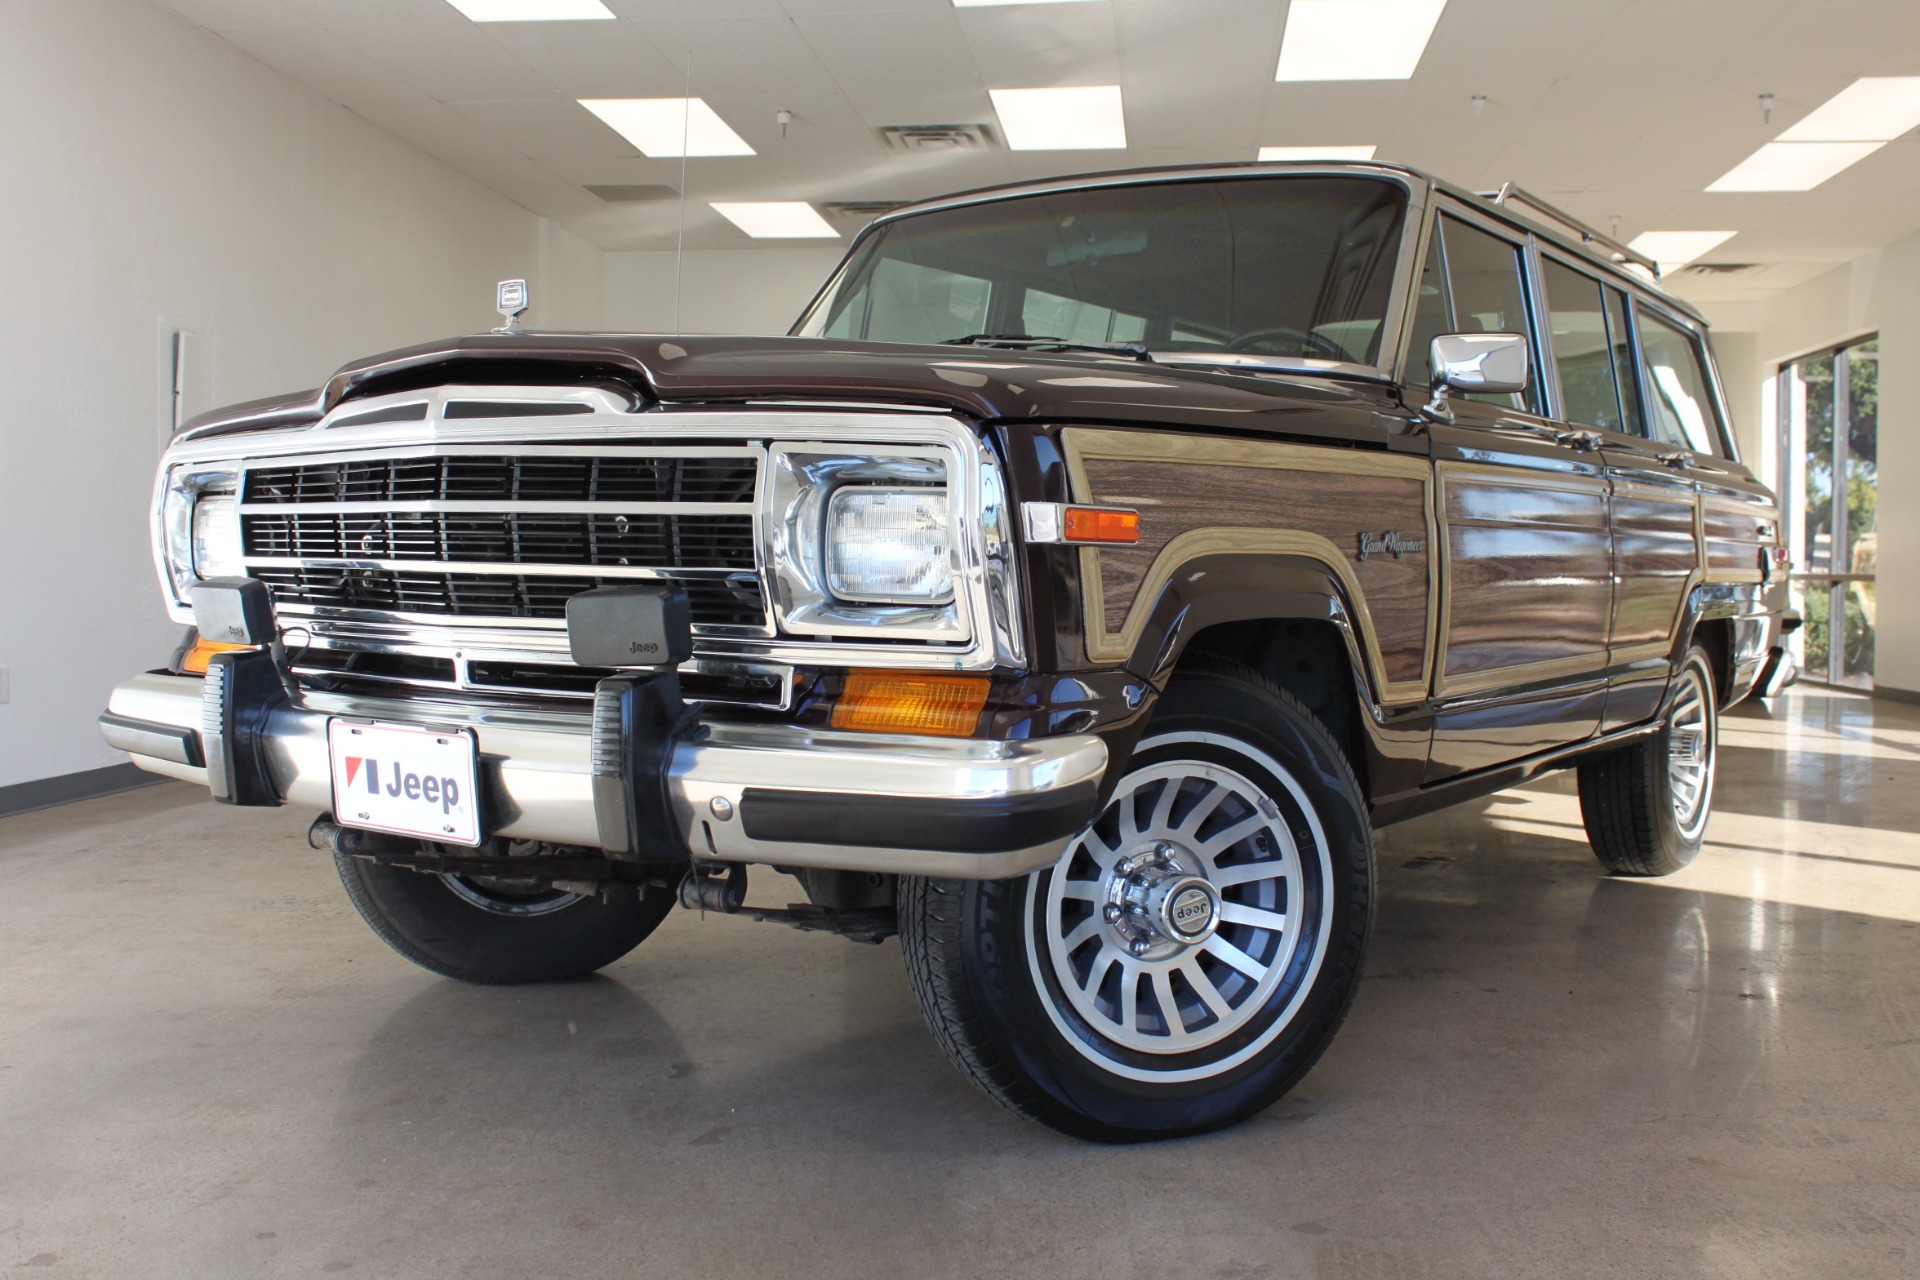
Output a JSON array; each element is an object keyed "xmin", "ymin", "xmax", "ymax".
[{"xmin": 327, "ymin": 720, "xmax": 482, "ymax": 846}]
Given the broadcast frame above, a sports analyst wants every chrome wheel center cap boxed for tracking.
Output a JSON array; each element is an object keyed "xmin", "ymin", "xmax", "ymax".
[
  {"xmin": 1151, "ymin": 877, "xmax": 1221, "ymax": 944},
  {"xmin": 1104, "ymin": 843, "xmax": 1221, "ymax": 957}
]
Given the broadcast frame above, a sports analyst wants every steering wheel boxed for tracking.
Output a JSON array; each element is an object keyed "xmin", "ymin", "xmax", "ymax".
[{"xmin": 1223, "ymin": 326, "xmax": 1350, "ymax": 360}]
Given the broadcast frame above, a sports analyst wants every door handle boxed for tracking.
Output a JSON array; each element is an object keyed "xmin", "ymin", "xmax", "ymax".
[
  {"xmin": 1556, "ymin": 429, "xmax": 1603, "ymax": 452},
  {"xmin": 1658, "ymin": 451, "xmax": 1698, "ymax": 470}
]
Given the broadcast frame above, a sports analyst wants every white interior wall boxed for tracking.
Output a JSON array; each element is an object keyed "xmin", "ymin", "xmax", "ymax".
[
  {"xmin": 603, "ymin": 248, "xmax": 847, "ymax": 336},
  {"xmin": 1709, "ymin": 331, "xmax": 1764, "ymax": 467},
  {"xmin": 0, "ymin": 0, "xmax": 604, "ymax": 790},
  {"xmin": 1707, "ymin": 231, "xmax": 1920, "ymax": 697}
]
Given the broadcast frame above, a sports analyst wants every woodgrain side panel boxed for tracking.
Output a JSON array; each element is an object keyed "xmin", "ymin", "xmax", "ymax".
[
  {"xmin": 1438, "ymin": 465, "xmax": 1612, "ymax": 689},
  {"xmin": 1062, "ymin": 429, "xmax": 1436, "ymax": 705},
  {"xmin": 1082, "ymin": 458, "xmax": 1431, "ymax": 684},
  {"xmin": 1702, "ymin": 498, "xmax": 1776, "ymax": 584},
  {"xmin": 1610, "ymin": 488, "xmax": 1697, "ymax": 654}
]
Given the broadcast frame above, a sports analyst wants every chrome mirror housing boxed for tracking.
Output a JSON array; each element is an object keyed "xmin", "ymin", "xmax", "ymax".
[{"xmin": 1424, "ymin": 332, "xmax": 1529, "ymax": 422}]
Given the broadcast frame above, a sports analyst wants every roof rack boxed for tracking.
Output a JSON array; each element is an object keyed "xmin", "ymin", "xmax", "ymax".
[{"xmin": 1480, "ymin": 182, "xmax": 1661, "ymax": 277}]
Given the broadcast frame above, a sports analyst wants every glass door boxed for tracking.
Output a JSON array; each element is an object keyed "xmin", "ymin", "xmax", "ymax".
[{"xmin": 1777, "ymin": 337, "xmax": 1878, "ymax": 688}]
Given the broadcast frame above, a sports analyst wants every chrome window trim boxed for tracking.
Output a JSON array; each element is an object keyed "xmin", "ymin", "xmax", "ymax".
[
  {"xmin": 1532, "ymin": 244, "xmax": 1650, "ymax": 436},
  {"xmin": 156, "ymin": 397, "xmax": 1025, "ymax": 673},
  {"xmin": 1630, "ymin": 298, "xmax": 1737, "ymax": 462},
  {"xmin": 1411, "ymin": 198, "xmax": 1560, "ymax": 422}
]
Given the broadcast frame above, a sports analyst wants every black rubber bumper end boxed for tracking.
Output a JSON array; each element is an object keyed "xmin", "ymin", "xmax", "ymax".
[{"xmin": 738, "ymin": 782, "xmax": 1100, "ymax": 856}]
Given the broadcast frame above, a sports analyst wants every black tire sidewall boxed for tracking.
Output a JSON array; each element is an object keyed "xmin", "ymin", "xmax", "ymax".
[
  {"xmin": 335, "ymin": 854, "xmax": 672, "ymax": 984},
  {"xmin": 1646, "ymin": 647, "xmax": 1718, "ymax": 869},
  {"xmin": 952, "ymin": 666, "xmax": 1374, "ymax": 1140}
]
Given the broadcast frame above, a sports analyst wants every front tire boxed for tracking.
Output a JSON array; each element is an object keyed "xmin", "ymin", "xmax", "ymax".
[
  {"xmin": 334, "ymin": 847, "xmax": 674, "ymax": 984},
  {"xmin": 899, "ymin": 656, "xmax": 1374, "ymax": 1142},
  {"xmin": 1577, "ymin": 645, "xmax": 1719, "ymax": 876}
]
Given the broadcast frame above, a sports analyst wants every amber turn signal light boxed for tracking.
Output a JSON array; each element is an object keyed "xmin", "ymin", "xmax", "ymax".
[
  {"xmin": 180, "ymin": 636, "xmax": 255, "ymax": 675},
  {"xmin": 831, "ymin": 670, "xmax": 992, "ymax": 738},
  {"xmin": 1062, "ymin": 506, "xmax": 1140, "ymax": 545}
]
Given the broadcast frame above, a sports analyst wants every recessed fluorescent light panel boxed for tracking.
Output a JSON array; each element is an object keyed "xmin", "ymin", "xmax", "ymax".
[
  {"xmin": 1706, "ymin": 141, "xmax": 1883, "ymax": 192},
  {"xmin": 1276, "ymin": 0, "xmax": 1447, "ymax": 81},
  {"xmin": 1258, "ymin": 145, "xmax": 1378, "ymax": 161},
  {"xmin": 1707, "ymin": 77, "xmax": 1920, "ymax": 192},
  {"xmin": 1777, "ymin": 77, "xmax": 1920, "ymax": 141},
  {"xmin": 1627, "ymin": 231, "xmax": 1738, "ymax": 272},
  {"xmin": 445, "ymin": 0, "xmax": 613, "ymax": 20},
  {"xmin": 711, "ymin": 202, "xmax": 839, "ymax": 239},
  {"xmin": 989, "ymin": 86, "xmax": 1127, "ymax": 150},
  {"xmin": 579, "ymin": 98, "xmax": 755, "ymax": 158}
]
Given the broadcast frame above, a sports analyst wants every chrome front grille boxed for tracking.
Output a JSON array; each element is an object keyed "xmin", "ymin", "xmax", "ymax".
[
  {"xmin": 239, "ymin": 511, "xmax": 755, "ymax": 569},
  {"xmin": 247, "ymin": 567, "xmax": 763, "ymax": 628},
  {"xmin": 243, "ymin": 453, "xmax": 759, "ymax": 505},
  {"xmin": 238, "ymin": 445, "xmax": 768, "ymax": 634}
]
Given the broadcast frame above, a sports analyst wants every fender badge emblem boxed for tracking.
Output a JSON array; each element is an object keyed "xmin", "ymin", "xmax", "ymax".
[{"xmin": 1357, "ymin": 531, "xmax": 1426, "ymax": 562}]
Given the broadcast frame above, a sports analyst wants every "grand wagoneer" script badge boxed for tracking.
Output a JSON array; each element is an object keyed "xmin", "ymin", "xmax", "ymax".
[{"xmin": 1356, "ymin": 530, "xmax": 1427, "ymax": 561}]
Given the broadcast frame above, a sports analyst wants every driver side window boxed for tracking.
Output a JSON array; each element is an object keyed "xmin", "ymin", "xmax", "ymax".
[{"xmin": 1431, "ymin": 216, "xmax": 1541, "ymax": 415}]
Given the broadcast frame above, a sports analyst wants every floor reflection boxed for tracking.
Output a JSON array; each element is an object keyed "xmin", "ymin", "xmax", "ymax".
[{"xmin": 1473, "ymin": 690, "xmax": 1920, "ymax": 925}]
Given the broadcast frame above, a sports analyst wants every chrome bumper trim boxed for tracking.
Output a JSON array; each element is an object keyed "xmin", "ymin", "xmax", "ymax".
[{"xmin": 103, "ymin": 673, "xmax": 1107, "ymax": 880}]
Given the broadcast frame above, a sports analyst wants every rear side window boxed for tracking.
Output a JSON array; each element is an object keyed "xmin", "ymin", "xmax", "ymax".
[
  {"xmin": 1638, "ymin": 310, "xmax": 1725, "ymax": 457},
  {"xmin": 1431, "ymin": 215, "xmax": 1540, "ymax": 414},
  {"xmin": 1540, "ymin": 258, "xmax": 1629, "ymax": 431}
]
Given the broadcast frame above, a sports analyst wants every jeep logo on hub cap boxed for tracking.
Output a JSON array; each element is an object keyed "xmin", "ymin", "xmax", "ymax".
[{"xmin": 1168, "ymin": 885, "xmax": 1216, "ymax": 938}]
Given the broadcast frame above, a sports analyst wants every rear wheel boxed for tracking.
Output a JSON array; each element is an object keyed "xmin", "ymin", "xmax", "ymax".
[
  {"xmin": 899, "ymin": 656, "xmax": 1374, "ymax": 1142},
  {"xmin": 1577, "ymin": 646, "xmax": 1719, "ymax": 876},
  {"xmin": 334, "ymin": 845, "xmax": 674, "ymax": 984}
]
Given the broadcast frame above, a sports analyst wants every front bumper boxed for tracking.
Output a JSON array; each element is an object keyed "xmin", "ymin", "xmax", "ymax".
[{"xmin": 102, "ymin": 672, "xmax": 1107, "ymax": 880}]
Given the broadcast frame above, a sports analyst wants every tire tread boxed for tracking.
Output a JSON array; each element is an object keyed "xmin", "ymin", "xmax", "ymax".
[{"xmin": 1577, "ymin": 647, "xmax": 1714, "ymax": 877}]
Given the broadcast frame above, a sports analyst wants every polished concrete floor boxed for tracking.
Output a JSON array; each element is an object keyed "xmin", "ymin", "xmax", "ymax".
[{"xmin": 3, "ymin": 687, "xmax": 1918, "ymax": 1278}]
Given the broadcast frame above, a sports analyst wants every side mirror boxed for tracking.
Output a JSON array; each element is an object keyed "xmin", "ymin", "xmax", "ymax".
[{"xmin": 1425, "ymin": 332, "xmax": 1529, "ymax": 422}]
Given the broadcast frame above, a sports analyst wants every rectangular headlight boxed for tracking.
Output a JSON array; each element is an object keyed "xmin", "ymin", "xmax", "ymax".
[
  {"xmin": 157, "ymin": 463, "xmax": 240, "ymax": 605},
  {"xmin": 826, "ymin": 487, "xmax": 953, "ymax": 604},
  {"xmin": 191, "ymin": 494, "xmax": 243, "ymax": 580}
]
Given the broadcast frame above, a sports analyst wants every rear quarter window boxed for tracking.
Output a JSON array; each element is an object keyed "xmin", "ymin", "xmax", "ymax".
[{"xmin": 1638, "ymin": 309, "xmax": 1727, "ymax": 457}]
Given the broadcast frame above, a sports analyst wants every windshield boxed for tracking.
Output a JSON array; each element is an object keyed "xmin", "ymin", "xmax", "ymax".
[{"xmin": 794, "ymin": 175, "xmax": 1409, "ymax": 367}]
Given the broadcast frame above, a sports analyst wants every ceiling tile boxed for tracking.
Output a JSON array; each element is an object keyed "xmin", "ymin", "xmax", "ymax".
[
  {"xmin": 332, "ymin": 21, "xmax": 557, "ymax": 101},
  {"xmin": 455, "ymin": 154, "xmax": 606, "ymax": 218},
  {"xmin": 629, "ymin": 15, "xmax": 841, "ymax": 97},
  {"xmin": 1114, "ymin": 0, "xmax": 1285, "ymax": 86},
  {"xmin": 956, "ymin": 2, "xmax": 1120, "ymax": 88},
  {"xmin": 789, "ymin": 9, "xmax": 977, "ymax": 99},
  {"xmin": 213, "ymin": 25, "xmax": 429, "ymax": 105},
  {"xmin": 448, "ymin": 98, "xmax": 642, "ymax": 158},
  {"xmin": 154, "ymin": 0, "xmax": 304, "ymax": 29},
  {"xmin": 349, "ymin": 99, "xmax": 524, "ymax": 167},
  {"xmin": 282, "ymin": 0, "xmax": 462, "ymax": 24},
  {"xmin": 1122, "ymin": 79, "xmax": 1264, "ymax": 153},
  {"xmin": 476, "ymin": 22, "xmax": 684, "ymax": 97}
]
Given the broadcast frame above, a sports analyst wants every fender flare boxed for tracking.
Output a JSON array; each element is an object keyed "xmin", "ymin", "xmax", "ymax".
[{"xmin": 1122, "ymin": 552, "xmax": 1364, "ymax": 683}]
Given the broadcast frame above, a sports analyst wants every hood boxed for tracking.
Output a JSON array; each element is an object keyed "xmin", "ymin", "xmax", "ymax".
[{"xmin": 181, "ymin": 332, "xmax": 1404, "ymax": 442}]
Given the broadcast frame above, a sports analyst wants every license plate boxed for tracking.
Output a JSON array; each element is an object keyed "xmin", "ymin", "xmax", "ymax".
[{"xmin": 327, "ymin": 720, "xmax": 482, "ymax": 846}]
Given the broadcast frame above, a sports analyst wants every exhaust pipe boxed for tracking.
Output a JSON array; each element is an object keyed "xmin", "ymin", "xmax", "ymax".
[{"xmin": 307, "ymin": 814, "xmax": 404, "ymax": 857}]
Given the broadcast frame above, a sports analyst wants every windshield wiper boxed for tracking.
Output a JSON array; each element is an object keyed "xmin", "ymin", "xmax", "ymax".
[{"xmin": 941, "ymin": 334, "xmax": 1155, "ymax": 362}]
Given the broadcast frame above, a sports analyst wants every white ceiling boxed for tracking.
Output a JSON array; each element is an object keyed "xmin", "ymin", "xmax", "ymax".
[{"xmin": 154, "ymin": 0, "xmax": 1920, "ymax": 304}]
